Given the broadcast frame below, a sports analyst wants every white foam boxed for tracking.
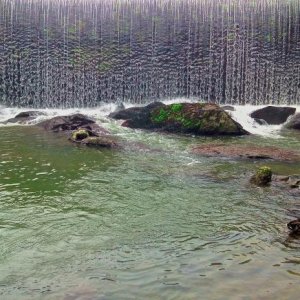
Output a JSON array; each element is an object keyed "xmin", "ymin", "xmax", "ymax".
[
  {"xmin": 0, "ymin": 101, "xmax": 299, "ymax": 138},
  {"xmin": 230, "ymin": 105, "xmax": 300, "ymax": 138}
]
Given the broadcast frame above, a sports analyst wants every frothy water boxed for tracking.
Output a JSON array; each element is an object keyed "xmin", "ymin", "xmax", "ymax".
[
  {"xmin": 1, "ymin": 100, "xmax": 299, "ymax": 138},
  {"xmin": 0, "ymin": 0, "xmax": 299, "ymax": 107}
]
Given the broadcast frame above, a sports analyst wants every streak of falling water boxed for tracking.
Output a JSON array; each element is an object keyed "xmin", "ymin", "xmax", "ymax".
[{"xmin": 0, "ymin": 0, "xmax": 299, "ymax": 108}]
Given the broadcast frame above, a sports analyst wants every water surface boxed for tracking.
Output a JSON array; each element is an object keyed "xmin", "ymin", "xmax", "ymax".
[{"xmin": 0, "ymin": 119, "xmax": 300, "ymax": 299}]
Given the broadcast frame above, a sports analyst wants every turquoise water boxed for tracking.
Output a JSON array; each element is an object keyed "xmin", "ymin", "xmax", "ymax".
[{"xmin": 0, "ymin": 123, "xmax": 300, "ymax": 299}]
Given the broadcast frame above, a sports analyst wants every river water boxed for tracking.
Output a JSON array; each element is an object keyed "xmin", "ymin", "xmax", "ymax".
[{"xmin": 0, "ymin": 103, "xmax": 300, "ymax": 299}]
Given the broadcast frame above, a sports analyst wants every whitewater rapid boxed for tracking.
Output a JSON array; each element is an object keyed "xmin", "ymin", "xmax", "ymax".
[{"xmin": 0, "ymin": 100, "xmax": 299, "ymax": 138}]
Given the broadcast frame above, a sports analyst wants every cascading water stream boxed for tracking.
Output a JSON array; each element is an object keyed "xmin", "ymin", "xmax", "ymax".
[{"xmin": 0, "ymin": 0, "xmax": 299, "ymax": 108}]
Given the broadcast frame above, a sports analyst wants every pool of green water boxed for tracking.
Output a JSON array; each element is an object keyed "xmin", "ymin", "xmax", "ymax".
[{"xmin": 0, "ymin": 124, "xmax": 300, "ymax": 299}]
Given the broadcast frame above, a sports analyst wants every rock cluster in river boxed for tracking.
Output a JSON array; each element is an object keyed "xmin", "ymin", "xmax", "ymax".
[
  {"xmin": 110, "ymin": 102, "xmax": 248, "ymax": 136},
  {"xmin": 36, "ymin": 114, "xmax": 119, "ymax": 148}
]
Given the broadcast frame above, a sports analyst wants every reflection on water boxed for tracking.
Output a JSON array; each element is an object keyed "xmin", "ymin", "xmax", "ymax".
[{"xmin": 0, "ymin": 125, "xmax": 300, "ymax": 299}]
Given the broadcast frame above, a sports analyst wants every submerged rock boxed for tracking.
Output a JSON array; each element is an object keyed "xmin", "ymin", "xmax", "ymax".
[
  {"xmin": 37, "ymin": 114, "xmax": 109, "ymax": 135},
  {"xmin": 5, "ymin": 110, "xmax": 46, "ymax": 124},
  {"xmin": 285, "ymin": 113, "xmax": 300, "ymax": 130},
  {"xmin": 70, "ymin": 129, "xmax": 90, "ymax": 142},
  {"xmin": 250, "ymin": 166, "xmax": 272, "ymax": 186},
  {"xmin": 110, "ymin": 102, "xmax": 248, "ymax": 136},
  {"xmin": 191, "ymin": 144, "xmax": 300, "ymax": 161},
  {"xmin": 287, "ymin": 219, "xmax": 300, "ymax": 234},
  {"xmin": 81, "ymin": 136, "xmax": 118, "ymax": 148},
  {"xmin": 250, "ymin": 106, "xmax": 296, "ymax": 125}
]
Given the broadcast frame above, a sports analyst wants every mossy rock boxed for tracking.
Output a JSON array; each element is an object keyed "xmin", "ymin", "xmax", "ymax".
[
  {"xmin": 71, "ymin": 129, "xmax": 89, "ymax": 141},
  {"xmin": 250, "ymin": 166, "xmax": 272, "ymax": 186},
  {"xmin": 109, "ymin": 102, "xmax": 248, "ymax": 136},
  {"xmin": 150, "ymin": 103, "xmax": 248, "ymax": 135}
]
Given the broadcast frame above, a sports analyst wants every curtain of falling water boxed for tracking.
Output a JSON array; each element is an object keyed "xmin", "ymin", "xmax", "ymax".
[{"xmin": 0, "ymin": 0, "xmax": 299, "ymax": 108}]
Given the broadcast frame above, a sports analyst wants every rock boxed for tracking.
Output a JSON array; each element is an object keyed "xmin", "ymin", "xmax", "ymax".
[
  {"xmin": 191, "ymin": 144, "xmax": 300, "ymax": 161},
  {"xmin": 37, "ymin": 114, "xmax": 109, "ymax": 135},
  {"xmin": 250, "ymin": 106, "xmax": 296, "ymax": 125},
  {"xmin": 222, "ymin": 105, "xmax": 235, "ymax": 111},
  {"xmin": 109, "ymin": 102, "xmax": 165, "ymax": 128},
  {"xmin": 285, "ymin": 113, "xmax": 300, "ymax": 130},
  {"xmin": 287, "ymin": 219, "xmax": 300, "ymax": 234},
  {"xmin": 81, "ymin": 136, "xmax": 118, "ymax": 148},
  {"xmin": 5, "ymin": 110, "xmax": 46, "ymax": 124},
  {"xmin": 110, "ymin": 102, "xmax": 248, "ymax": 136},
  {"xmin": 273, "ymin": 175, "xmax": 290, "ymax": 182},
  {"xmin": 250, "ymin": 166, "xmax": 272, "ymax": 186},
  {"xmin": 70, "ymin": 129, "xmax": 90, "ymax": 142},
  {"xmin": 288, "ymin": 176, "xmax": 300, "ymax": 189},
  {"xmin": 272, "ymin": 175, "xmax": 300, "ymax": 191}
]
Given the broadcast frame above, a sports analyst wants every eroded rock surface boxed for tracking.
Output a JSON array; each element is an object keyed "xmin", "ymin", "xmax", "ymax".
[
  {"xmin": 5, "ymin": 111, "xmax": 46, "ymax": 124},
  {"xmin": 110, "ymin": 102, "xmax": 248, "ymax": 136},
  {"xmin": 250, "ymin": 106, "xmax": 296, "ymax": 125},
  {"xmin": 37, "ymin": 114, "xmax": 109, "ymax": 135},
  {"xmin": 285, "ymin": 113, "xmax": 300, "ymax": 130},
  {"xmin": 191, "ymin": 144, "xmax": 300, "ymax": 161}
]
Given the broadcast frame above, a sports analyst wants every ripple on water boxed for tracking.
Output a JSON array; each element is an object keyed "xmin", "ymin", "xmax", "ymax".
[{"xmin": 0, "ymin": 124, "xmax": 300, "ymax": 298}]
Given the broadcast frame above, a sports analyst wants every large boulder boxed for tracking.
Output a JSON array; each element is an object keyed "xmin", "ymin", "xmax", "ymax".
[
  {"xmin": 36, "ymin": 114, "xmax": 109, "ymax": 135},
  {"xmin": 250, "ymin": 106, "xmax": 296, "ymax": 125},
  {"xmin": 109, "ymin": 102, "xmax": 165, "ymax": 129},
  {"xmin": 5, "ymin": 111, "xmax": 46, "ymax": 124},
  {"xmin": 285, "ymin": 113, "xmax": 300, "ymax": 130},
  {"xmin": 110, "ymin": 102, "xmax": 248, "ymax": 136}
]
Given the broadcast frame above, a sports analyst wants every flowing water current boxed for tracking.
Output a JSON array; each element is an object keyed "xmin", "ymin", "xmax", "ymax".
[{"xmin": 0, "ymin": 102, "xmax": 300, "ymax": 299}]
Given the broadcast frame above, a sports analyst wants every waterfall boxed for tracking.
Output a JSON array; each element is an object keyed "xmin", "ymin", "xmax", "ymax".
[{"xmin": 0, "ymin": 0, "xmax": 299, "ymax": 108}]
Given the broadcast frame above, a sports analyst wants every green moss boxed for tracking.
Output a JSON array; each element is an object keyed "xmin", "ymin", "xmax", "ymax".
[
  {"xmin": 170, "ymin": 103, "xmax": 183, "ymax": 113},
  {"xmin": 152, "ymin": 108, "xmax": 169, "ymax": 123},
  {"xmin": 252, "ymin": 166, "xmax": 272, "ymax": 186},
  {"xmin": 150, "ymin": 103, "xmax": 239, "ymax": 134},
  {"xmin": 72, "ymin": 129, "xmax": 89, "ymax": 141}
]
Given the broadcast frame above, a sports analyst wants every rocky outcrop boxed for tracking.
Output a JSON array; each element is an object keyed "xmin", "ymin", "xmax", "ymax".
[
  {"xmin": 250, "ymin": 106, "xmax": 296, "ymax": 125},
  {"xmin": 5, "ymin": 111, "xmax": 46, "ymax": 124},
  {"xmin": 110, "ymin": 102, "xmax": 248, "ymax": 136},
  {"xmin": 191, "ymin": 144, "xmax": 300, "ymax": 161},
  {"xmin": 37, "ymin": 114, "xmax": 109, "ymax": 135},
  {"xmin": 70, "ymin": 128, "xmax": 118, "ymax": 148},
  {"xmin": 285, "ymin": 113, "xmax": 300, "ymax": 130}
]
